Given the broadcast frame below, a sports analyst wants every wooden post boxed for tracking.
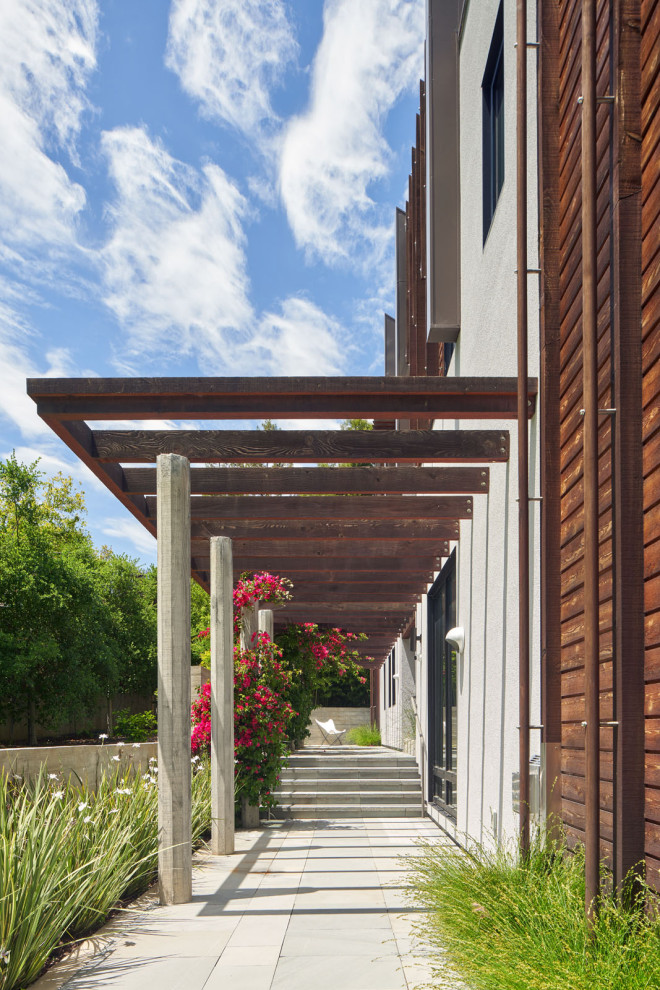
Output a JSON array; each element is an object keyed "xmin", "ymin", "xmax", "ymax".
[
  {"xmin": 157, "ymin": 453, "xmax": 192, "ymax": 905},
  {"xmin": 210, "ymin": 537, "xmax": 234, "ymax": 855}
]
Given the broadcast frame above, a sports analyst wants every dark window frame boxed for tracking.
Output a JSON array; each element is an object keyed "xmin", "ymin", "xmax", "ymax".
[
  {"xmin": 482, "ymin": 3, "xmax": 505, "ymax": 242},
  {"xmin": 427, "ymin": 550, "xmax": 458, "ymax": 820}
]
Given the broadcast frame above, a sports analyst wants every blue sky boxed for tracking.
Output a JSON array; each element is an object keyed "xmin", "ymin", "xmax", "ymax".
[{"xmin": 0, "ymin": 0, "xmax": 425, "ymax": 564}]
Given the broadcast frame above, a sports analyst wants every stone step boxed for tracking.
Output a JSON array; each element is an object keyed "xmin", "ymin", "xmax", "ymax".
[
  {"xmin": 285, "ymin": 756, "xmax": 417, "ymax": 773},
  {"xmin": 265, "ymin": 804, "xmax": 423, "ymax": 819},
  {"xmin": 280, "ymin": 768, "xmax": 420, "ymax": 780},
  {"xmin": 272, "ymin": 788, "xmax": 421, "ymax": 803},
  {"xmin": 277, "ymin": 778, "xmax": 419, "ymax": 792}
]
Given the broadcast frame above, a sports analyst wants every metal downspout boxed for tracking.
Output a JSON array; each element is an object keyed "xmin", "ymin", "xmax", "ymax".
[
  {"xmin": 517, "ymin": 0, "xmax": 530, "ymax": 857},
  {"xmin": 581, "ymin": 0, "xmax": 601, "ymax": 923}
]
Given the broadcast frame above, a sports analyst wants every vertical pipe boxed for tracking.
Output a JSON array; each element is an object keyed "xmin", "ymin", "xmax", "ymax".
[
  {"xmin": 517, "ymin": 0, "xmax": 530, "ymax": 856},
  {"xmin": 581, "ymin": 0, "xmax": 600, "ymax": 923},
  {"xmin": 210, "ymin": 536, "xmax": 234, "ymax": 856},
  {"xmin": 157, "ymin": 453, "xmax": 192, "ymax": 905}
]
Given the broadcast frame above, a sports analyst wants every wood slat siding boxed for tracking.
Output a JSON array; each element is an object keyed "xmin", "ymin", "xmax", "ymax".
[
  {"xmin": 403, "ymin": 81, "xmax": 443, "ymax": 430},
  {"xmin": 642, "ymin": 0, "xmax": 660, "ymax": 891},
  {"xmin": 556, "ymin": 0, "xmax": 615, "ymax": 868},
  {"xmin": 544, "ymin": 0, "xmax": 654, "ymax": 887}
]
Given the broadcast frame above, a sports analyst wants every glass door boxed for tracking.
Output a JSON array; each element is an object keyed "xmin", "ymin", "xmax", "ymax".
[{"xmin": 428, "ymin": 551, "xmax": 457, "ymax": 818}]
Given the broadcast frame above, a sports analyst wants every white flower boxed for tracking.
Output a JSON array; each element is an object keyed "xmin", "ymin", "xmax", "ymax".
[
  {"xmin": 111, "ymin": 755, "xmax": 121, "ymax": 762},
  {"xmin": 142, "ymin": 773, "xmax": 149, "ymax": 781},
  {"xmin": 149, "ymin": 775, "xmax": 157, "ymax": 784},
  {"xmin": 13, "ymin": 774, "xmax": 22, "ymax": 780},
  {"xmin": 98, "ymin": 733, "xmax": 108, "ymax": 740},
  {"xmin": 53, "ymin": 791, "xmax": 64, "ymax": 800},
  {"xmin": 78, "ymin": 802, "xmax": 88, "ymax": 812},
  {"xmin": 0, "ymin": 947, "xmax": 10, "ymax": 964},
  {"xmin": 116, "ymin": 741, "xmax": 125, "ymax": 747},
  {"xmin": 110, "ymin": 808, "xmax": 119, "ymax": 814},
  {"xmin": 115, "ymin": 787, "xmax": 132, "ymax": 796},
  {"xmin": 132, "ymin": 743, "xmax": 141, "ymax": 748},
  {"xmin": 48, "ymin": 773, "xmax": 59, "ymax": 780},
  {"xmin": 191, "ymin": 755, "xmax": 200, "ymax": 763},
  {"xmin": 83, "ymin": 816, "xmax": 92, "ymax": 824}
]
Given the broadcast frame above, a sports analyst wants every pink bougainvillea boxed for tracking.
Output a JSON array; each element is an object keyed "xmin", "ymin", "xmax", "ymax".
[{"xmin": 192, "ymin": 583, "xmax": 295, "ymax": 807}]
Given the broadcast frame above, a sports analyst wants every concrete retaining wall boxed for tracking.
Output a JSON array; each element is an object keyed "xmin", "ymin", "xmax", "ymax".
[
  {"xmin": 0, "ymin": 742, "xmax": 158, "ymax": 790},
  {"xmin": 304, "ymin": 707, "xmax": 371, "ymax": 745}
]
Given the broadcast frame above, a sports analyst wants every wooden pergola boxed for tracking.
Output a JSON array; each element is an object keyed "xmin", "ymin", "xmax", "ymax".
[
  {"xmin": 27, "ymin": 376, "xmax": 535, "ymax": 654},
  {"xmin": 27, "ymin": 374, "xmax": 535, "ymax": 904}
]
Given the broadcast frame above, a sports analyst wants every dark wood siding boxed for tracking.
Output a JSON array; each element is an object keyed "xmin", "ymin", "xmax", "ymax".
[
  {"xmin": 557, "ymin": 0, "xmax": 615, "ymax": 865},
  {"xmin": 543, "ymin": 0, "xmax": 656, "ymax": 887}
]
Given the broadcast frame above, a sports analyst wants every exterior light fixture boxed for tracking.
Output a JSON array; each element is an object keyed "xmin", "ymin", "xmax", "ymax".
[{"xmin": 445, "ymin": 626, "xmax": 465, "ymax": 654}]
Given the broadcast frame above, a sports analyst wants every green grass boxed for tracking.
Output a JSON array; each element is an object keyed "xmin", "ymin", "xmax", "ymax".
[
  {"xmin": 407, "ymin": 830, "xmax": 660, "ymax": 990},
  {"xmin": 0, "ymin": 759, "xmax": 211, "ymax": 990},
  {"xmin": 345, "ymin": 724, "xmax": 381, "ymax": 746}
]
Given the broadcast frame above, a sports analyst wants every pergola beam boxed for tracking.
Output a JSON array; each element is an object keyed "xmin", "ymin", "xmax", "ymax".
[
  {"xmin": 125, "ymin": 466, "xmax": 490, "ymax": 495},
  {"xmin": 91, "ymin": 428, "xmax": 509, "ymax": 464},
  {"xmin": 189, "ymin": 519, "xmax": 459, "ymax": 541},
  {"xmin": 190, "ymin": 539, "xmax": 451, "ymax": 557},
  {"xmin": 28, "ymin": 375, "xmax": 537, "ymax": 420},
  {"xmin": 169, "ymin": 494, "xmax": 473, "ymax": 521}
]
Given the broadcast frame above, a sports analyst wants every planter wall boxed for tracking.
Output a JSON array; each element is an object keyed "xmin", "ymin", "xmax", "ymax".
[{"xmin": 0, "ymin": 742, "xmax": 158, "ymax": 790}]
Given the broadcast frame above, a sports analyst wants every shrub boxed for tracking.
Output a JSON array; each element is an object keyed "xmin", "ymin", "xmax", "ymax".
[
  {"xmin": 0, "ymin": 758, "xmax": 210, "ymax": 990},
  {"xmin": 346, "ymin": 724, "xmax": 381, "ymax": 746},
  {"xmin": 113, "ymin": 708, "xmax": 157, "ymax": 742},
  {"xmin": 407, "ymin": 829, "xmax": 660, "ymax": 990},
  {"xmin": 191, "ymin": 634, "xmax": 295, "ymax": 808}
]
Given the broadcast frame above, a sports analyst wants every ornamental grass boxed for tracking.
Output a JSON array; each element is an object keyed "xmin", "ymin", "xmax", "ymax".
[
  {"xmin": 0, "ymin": 759, "xmax": 211, "ymax": 990},
  {"xmin": 407, "ymin": 829, "xmax": 660, "ymax": 990}
]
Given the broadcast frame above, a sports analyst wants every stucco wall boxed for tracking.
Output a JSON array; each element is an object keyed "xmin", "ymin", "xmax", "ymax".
[
  {"xmin": 385, "ymin": 0, "xmax": 542, "ymax": 845},
  {"xmin": 380, "ymin": 638, "xmax": 416, "ymax": 752},
  {"xmin": 430, "ymin": 0, "xmax": 541, "ymax": 843}
]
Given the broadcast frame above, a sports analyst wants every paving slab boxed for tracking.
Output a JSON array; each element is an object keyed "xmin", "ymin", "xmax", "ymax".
[{"xmin": 34, "ymin": 816, "xmax": 453, "ymax": 990}]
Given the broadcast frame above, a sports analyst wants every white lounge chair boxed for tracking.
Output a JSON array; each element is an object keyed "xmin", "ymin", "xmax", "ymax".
[{"xmin": 314, "ymin": 718, "xmax": 346, "ymax": 746}]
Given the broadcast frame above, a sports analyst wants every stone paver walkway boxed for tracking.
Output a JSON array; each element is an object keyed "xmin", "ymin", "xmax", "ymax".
[{"xmin": 41, "ymin": 817, "xmax": 451, "ymax": 990}]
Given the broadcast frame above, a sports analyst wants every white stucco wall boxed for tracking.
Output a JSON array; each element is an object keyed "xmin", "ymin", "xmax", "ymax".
[
  {"xmin": 380, "ymin": 638, "xmax": 416, "ymax": 752},
  {"xmin": 383, "ymin": 0, "xmax": 542, "ymax": 846},
  {"xmin": 434, "ymin": 0, "xmax": 541, "ymax": 843}
]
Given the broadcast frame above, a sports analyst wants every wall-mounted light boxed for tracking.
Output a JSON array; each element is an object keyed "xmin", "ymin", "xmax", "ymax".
[{"xmin": 445, "ymin": 626, "xmax": 465, "ymax": 654}]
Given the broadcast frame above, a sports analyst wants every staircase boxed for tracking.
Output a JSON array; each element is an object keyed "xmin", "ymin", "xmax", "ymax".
[{"xmin": 266, "ymin": 746, "xmax": 423, "ymax": 819}]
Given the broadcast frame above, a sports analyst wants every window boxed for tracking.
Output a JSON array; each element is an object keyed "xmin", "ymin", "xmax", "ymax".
[
  {"xmin": 482, "ymin": 3, "xmax": 504, "ymax": 241},
  {"xmin": 427, "ymin": 551, "xmax": 457, "ymax": 819}
]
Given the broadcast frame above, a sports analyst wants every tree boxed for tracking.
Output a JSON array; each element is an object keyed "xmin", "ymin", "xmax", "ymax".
[{"xmin": 0, "ymin": 454, "xmax": 157, "ymax": 742}]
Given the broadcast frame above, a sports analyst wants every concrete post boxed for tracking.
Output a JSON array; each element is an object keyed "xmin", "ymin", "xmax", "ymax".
[
  {"xmin": 157, "ymin": 453, "xmax": 192, "ymax": 905},
  {"xmin": 210, "ymin": 537, "xmax": 234, "ymax": 855},
  {"xmin": 258, "ymin": 608, "xmax": 274, "ymax": 641},
  {"xmin": 240, "ymin": 604, "xmax": 258, "ymax": 651}
]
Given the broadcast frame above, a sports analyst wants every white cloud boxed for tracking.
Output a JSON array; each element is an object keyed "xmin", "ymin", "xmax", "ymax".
[
  {"xmin": 101, "ymin": 125, "xmax": 254, "ymax": 371},
  {"xmin": 165, "ymin": 0, "xmax": 297, "ymax": 140},
  {"xmin": 250, "ymin": 297, "xmax": 348, "ymax": 376},
  {"xmin": 279, "ymin": 0, "xmax": 424, "ymax": 266},
  {"xmin": 0, "ymin": 1, "xmax": 97, "ymax": 255},
  {"xmin": 101, "ymin": 517, "xmax": 156, "ymax": 559}
]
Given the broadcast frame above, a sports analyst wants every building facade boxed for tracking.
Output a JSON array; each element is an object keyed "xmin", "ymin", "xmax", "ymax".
[{"xmin": 379, "ymin": 0, "xmax": 659, "ymax": 888}]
